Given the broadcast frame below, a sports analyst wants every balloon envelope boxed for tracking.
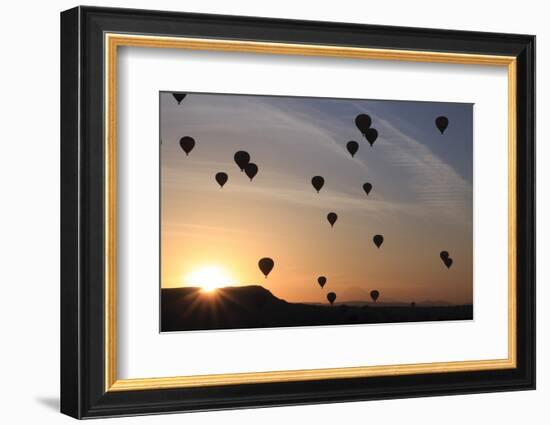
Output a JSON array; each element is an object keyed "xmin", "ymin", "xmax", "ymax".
[
  {"xmin": 215, "ymin": 172, "xmax": 228, "ymax": 188},
  {"xmin": 234, "ymin": 151, "xmax": 250, "ymax": 171},
  {"xmin": 370, "ymin": 290, "xmax": 379, "ymax": 302},
  {"xmin": 373, "ymin": 234, "xmax": 384, "ymax": 248},
  {"xmin": 435, "ymin": 116, "xmax": 449, "ymax": 134},
  {"xmin": 440, "ymin": 251, "xmax": 453, "ymax": 268},
  {"xmin": 327, "ymin": 212, "xmax": 338, "ymax": 227},
  {"xmin": 365, "ymin": 128, "xmax": 378, "ymax": 146},
  {"xmin": 258, "ymin": 257, "xmax": 274, "ymax": 278},
  {"xmin": 173, "ymin": 93, "xmax": 186, "ymax": 104},
  {"xmin": 311, "ymin": 176, "xmax": 325, "ymax": 193},
  {"xmin": 346, "ymin": 141, "xmax": 359, "ymax": 157},
  {"xmin": 363, "ymin": 182, "xmax": 373, "ymax": 196},
  {"xmin": 179, "ymin": 136, "xmax": 195, "ymax": 155},
  {"xmin": 317, "ymin": 276, "xmax": 327, "ymax": 288},
  {"xmin": 355, "ymin": 114, "xmax": 372, "ymax": 135},
  {"xmin": 327, "ymin": 292, "xmax": 336, "ymax": 305},
  {"xmin": 244, "ymin": 163, "xmax": 258, "ymax": 181}
]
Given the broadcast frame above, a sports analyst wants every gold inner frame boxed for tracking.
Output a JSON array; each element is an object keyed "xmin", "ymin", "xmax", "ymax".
[{"xmin": 104, "ymin": 33, "xmax": 517, "ymax": 392}]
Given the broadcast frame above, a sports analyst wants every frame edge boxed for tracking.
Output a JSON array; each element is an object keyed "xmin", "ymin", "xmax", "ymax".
[{"xmin": 60, "ymin": 6, "xmax": 83, "ymax": 420}]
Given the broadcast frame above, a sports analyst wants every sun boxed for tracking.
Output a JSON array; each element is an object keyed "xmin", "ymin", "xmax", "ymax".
[{"xmin": 185, "ymin": 265, "xmax": 234, "ymax": 292}]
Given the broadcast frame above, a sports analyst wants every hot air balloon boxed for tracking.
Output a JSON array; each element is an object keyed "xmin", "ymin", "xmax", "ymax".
[
  {"xmin": 363, "ymin": 182, "xmax": 373, "ymax": 196},
  {"xmin": 435, "ymin": 116, "xmax": 449, "ymax": 134},
  {"xmin": 258, "ymin": 257, "xmax": 274, "ymax": 278},
  {"xmin": 346, "ymin": 141, "xmax": 359, "ymax": 158},
  {"xmin": 365, "ymin": 128, "xmax": 378, "ymax": 146},
  {"xmin": 440, "ymin": 251, "xmax": 453, "ymax": 268},
  {"xmin": 327, "ymin": 212, "xmax": 338, "ymax": 227},
  {"xmin": 234, "ymin": 151, "xmax": 250, "ymax": 172},
  {"xmin": 370, "ymin": 290, "xmax": 379, "ymax": 302},
  {"xmin": 355, "ymin": 114, "xmax": 372, "ymax": 136},
  {"xmin": 311, "ymin": 176, "xmax": 325, "ymax": 193},
  {"xmin": 411, "ymin": 302, "xmax": 416, "ymax": 308},
  {"xmin": 327, "ymin": 292, "xmax": 336, "ymax": 306},
  {"xmin": 173, "ymin": 93, "xmax": 187, "ymax": 104},
  {"xmin": 244, "ymin": 163, "xmax": 258, "ymax": 181},
  {"xmin": 373, "ymin": 234, "xmax": 384, "ymax": 248},
  {"xmin": 317, "ymin": 276, "xmax": 327, "ymax": 288},
  {"xmin": 215, "ymin": 172, "xmax": 228, "ymax": 188},
  {"xmin": 179, "ymin": 136, "xmax": 195, "ymax": 156}
]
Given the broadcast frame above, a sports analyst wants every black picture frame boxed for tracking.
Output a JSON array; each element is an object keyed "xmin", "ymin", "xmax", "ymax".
[{"xmin": 61, "ymin": 6, "xmax": 535, "ymax": 419}]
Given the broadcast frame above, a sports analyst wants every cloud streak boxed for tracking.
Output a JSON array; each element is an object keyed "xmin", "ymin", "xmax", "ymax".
[{"xmin": 163, "ymin": 95, "xmax": 472, "ymax": 226}]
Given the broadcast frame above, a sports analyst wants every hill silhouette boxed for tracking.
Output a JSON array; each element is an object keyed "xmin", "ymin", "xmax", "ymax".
[{"xmin": 161, "ymin": 285, "xmax": 473, "ymax": 332}]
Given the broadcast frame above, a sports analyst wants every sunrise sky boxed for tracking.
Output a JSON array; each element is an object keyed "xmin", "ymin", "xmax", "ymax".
[{"xmin": 160, "ymin": 92, "xmax": 473, "ymax": 305}]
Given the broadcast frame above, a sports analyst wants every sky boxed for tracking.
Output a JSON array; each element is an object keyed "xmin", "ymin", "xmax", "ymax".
[{"xmin": 160, "ymin": 92, "xmax": 473, "ymax": 305}]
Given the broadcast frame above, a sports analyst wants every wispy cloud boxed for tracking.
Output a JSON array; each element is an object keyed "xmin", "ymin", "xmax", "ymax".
[
  {"xmin": 162, "ymin": 94, "xmax": 472, "ymax": 227},
  {"xmin": 372, "ymin": 114, "xmax": 472, "ymax": 225}
]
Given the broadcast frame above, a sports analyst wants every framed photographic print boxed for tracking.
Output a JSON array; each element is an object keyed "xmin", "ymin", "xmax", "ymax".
[{"xmin": 60, "ymin": 6, "xmax": 535, "ymax": 419}]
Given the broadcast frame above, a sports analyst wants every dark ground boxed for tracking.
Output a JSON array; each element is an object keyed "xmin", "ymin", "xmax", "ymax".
[{"xmin": 161, "ymin": 285, "xmax": 473, "ymax": 332}]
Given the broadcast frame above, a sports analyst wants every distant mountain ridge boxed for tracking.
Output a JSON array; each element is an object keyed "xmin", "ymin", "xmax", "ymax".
[
  {"xmin": 305, "ymin": 300, "xmax": 454, "ymax": 307},
  {"xmin": 161, "ymin": 285, "xmax": 472, "ymax": 332}
]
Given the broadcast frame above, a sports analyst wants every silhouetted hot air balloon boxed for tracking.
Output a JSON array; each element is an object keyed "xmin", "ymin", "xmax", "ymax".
[
  {"xmin": 440, "ymin": 251, "xmax": 453, "ymax": 268},
  {"xmin": 346, "ymin": 141, "xmax": 359, "ymax": 158},
  {"xmin": 327, "ymin": 212, "xmax": 338, "ymax": 227},
  {"xmin": 327, "ymin": 292, "xmax": 336, "ymax": 305},
  {"xmin": 311, "ymin": 176, "xmax": 325, "ymax": 193},
  {"xmin": 411, "ymin": 302, "xmax": 416, "ymax": 308},
  {"xmin": 258, "ymin": 257, "xmax": 274, "ymax": 278},
  {"xmin": 363, "ymin": 182, "xmax": 373, "ymax": 196},
  {"xmin": 179, "ymin": 136, "xmax": 195, "ymax": 156},
  {"xmin": 173, "ymin": 93, "xmax": 187, "ymax": 104},
  {"xmin": 215, "ymin": 172, "xmax": 228, "ymax": 188},
  {"xmin": 365, "ymin": 128, "xmax": 378, "ymax": 146},
  {"xmin": 244, "ymin": 163, "xmax": 258, "ymax": 181},
  {"xmin": 370, "ymin": 290, "xmax": 379, "ymax": 302},
  {"xmin": 373, "ymin": 234, "xmax": 384, "ymax": 248},
  {"xmin": 317, "ymin": 276, "xmax": 327, "ymax": 288},
  {"xmin": 355, "ymin": 114, "xmax": 372, "ymax": 136},
  {"xmin": 234, "ymin": 151, "xmax": 250, "ymax": 172},
  {"xmin": 435, "ymin": 116, "xmax": 449, "ymax": 134}
]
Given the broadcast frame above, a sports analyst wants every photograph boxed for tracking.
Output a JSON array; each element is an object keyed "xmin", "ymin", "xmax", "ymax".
[{"xmin": 160, "ymin": 92, "xmax": 474, "ymax": 332}]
